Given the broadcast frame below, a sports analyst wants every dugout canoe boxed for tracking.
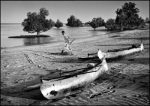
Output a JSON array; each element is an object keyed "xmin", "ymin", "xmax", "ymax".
[
  {"xmin": 79, "ymin": 43, "xmax": 144, "ymax": 60},
  {"xmin": 40, "ymin": 50, "xmax": 108, "ymax": 100},
  {"xmin": 105, "ymin": 43, "xmax": 144, "ymax": 59}
]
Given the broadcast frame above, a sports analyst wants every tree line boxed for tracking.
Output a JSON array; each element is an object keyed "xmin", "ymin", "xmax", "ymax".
[{"xmin": 22, "ymin": 2, "xmax": 149, "ymax": 35}]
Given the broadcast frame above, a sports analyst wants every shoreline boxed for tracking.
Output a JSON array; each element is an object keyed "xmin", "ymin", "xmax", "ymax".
[
  {"xmin": 8, "ymin": 35, "xmax": 50, "ymax": 38},
  {"xmin": 1, "ymin": 29, "xmax": 149, "ymax": 105},
  {"xmin": 2, "ymin": 29, "xmax": 147, "ymax": 51}
]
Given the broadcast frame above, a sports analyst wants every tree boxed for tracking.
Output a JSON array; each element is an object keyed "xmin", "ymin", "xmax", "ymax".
[
  {"xmin": 89, "ymin": 17, "xmax": 105, "ymax": 30},
  {"xmin": 145, "ymin": 17, "xmax": 150, "ymax": 23},
  {"xmin": 115, "ymin": 2, "xmax": 143, "ymax": 30},
  {"xmin": 84, "ymin": 21, "xmax": 91, "ymax": 26},
  {"xmin": 49, "ymin": 19, "xmax": 55, "ymax": 27},
  {"xmin": 22, "ymin": 8, "xmax": 54, "ymax": 35},
  {"xmin": 105, "ymin": 19, "xmax": 117, "ymax": 30},
  {"xmin": 55, "ymin": 19, "xmax": 63, "ymax": 29},
  {"xmin": 115, "ymin": 8, "xmax": 126, "ymax": 31},
  {"xmin": 137, "ymin": 17, "xmax": 145, "ymax": 28},
  {"xmin": 66, "ymin": 15, "xmax": 83, "ymax": 27}
]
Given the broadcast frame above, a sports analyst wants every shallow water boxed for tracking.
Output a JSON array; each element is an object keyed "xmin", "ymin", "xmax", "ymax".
[{"xmin": 1, "ymin": 23, "xmax": 107, "ymax": 48}]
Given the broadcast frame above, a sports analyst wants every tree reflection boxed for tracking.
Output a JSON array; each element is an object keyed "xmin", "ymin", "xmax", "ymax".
[{"xmin": 23, "ymin": 37, "xmax": 53, "ymax": 46}]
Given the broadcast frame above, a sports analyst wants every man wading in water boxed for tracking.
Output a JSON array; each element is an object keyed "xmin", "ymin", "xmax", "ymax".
[{"xmin": 61, "ymin": 31, "xmax": 75, "ymax": 55}]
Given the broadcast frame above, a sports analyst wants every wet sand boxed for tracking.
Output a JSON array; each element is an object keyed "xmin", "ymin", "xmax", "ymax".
[{"xmin": 1, "ymin": 29, "xmax": 149, "ymax": 105}]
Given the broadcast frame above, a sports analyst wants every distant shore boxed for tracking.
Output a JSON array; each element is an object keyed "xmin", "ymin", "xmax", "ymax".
[{"xmin": 8, "ymin": 35, "xmax": 50, "ymax": 38}]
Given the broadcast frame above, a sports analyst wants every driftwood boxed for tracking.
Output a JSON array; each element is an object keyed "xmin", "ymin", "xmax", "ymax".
[
  {"xmin": 25, "ymin": 83, "xmax": 41, "ymax": 91},
  {"xmin": 89, "ymin": 89, "xmax": 115, "ymax": 98}
]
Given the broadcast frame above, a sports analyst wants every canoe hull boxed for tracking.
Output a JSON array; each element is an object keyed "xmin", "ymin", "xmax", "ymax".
[
  {"xmin": 105, "ymin": 43, "xmax": 144, "ymax": 59},
  {"xmin": 80, "ymin": 43, "xmax": 144, "ymax": 60},
  {"xmin": 40, "ymin": 59, "xmax": 108, "ymax": 100}
]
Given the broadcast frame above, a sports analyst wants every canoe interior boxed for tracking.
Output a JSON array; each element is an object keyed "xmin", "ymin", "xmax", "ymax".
[
  {"xmin": 40, "ymin": 59, "xmax": 107, "ymax": 100},
  {"xmin": 107, "ymin": 44, "xmax": 140, "ymax": 52},
  {"xmin": 78, "ymin": 44, "xmax": 142, "ymax": 60},
  {"xmin": 41, "ymin": 63, "xmax": 100, "ymax": 82}
]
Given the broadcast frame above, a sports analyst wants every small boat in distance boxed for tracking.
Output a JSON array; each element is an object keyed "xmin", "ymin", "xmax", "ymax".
[{"xmin": 40, "ymin": 50, "xmax": 108, "ymax": 100}]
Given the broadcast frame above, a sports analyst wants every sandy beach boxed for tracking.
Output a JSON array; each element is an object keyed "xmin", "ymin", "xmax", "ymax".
[{"xmin": 1, "ymin": 29, "xmax": 149, "ymax": 105}]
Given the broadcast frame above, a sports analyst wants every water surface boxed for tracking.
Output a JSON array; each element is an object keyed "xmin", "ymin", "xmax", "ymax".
[{"xmin": 1, "ymin": 23, "xmax": 107, "ymax": 48}]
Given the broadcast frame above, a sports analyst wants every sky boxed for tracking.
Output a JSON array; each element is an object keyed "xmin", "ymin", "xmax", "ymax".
[{"xmin": 1, "ymin": 1, "xmax": 149, "ymax": 23}]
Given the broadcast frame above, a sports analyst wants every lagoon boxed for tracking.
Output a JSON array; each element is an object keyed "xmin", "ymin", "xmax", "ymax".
[{"xmin": 1, "ymin": 23, "xmax": 107, "ymax": 48}]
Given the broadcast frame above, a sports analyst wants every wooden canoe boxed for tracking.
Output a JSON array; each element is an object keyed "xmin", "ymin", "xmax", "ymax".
[
  {"xmin": 40, "ymin": 50, "xmax": 108, "ymax": 100},
  {"xmin": 79, "ymin": 43, "xmax": 144, "ymax": 60},
  {"xmin": 105, "ymin": 43, "xmax": 144, "ymax": 59}
]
